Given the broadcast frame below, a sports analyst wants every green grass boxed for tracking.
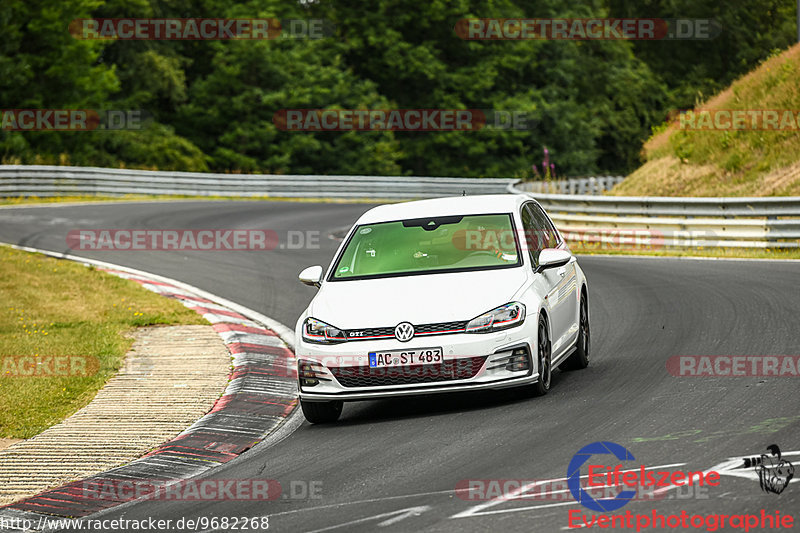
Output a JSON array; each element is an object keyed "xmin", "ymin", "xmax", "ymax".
[
  {"xmin": 0, "ymin": 246, "xmax": 206, "ymax": 439},
  {"xmin": 612, "ymin": 43, "xmax": 800, "ymax": 197}
]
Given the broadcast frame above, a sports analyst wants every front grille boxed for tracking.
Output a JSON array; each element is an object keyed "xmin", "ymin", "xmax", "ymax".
[
  {"xmin": 329, "ymin": 356, "xmax": 487, "ymax": 388},
  {"xmin": 415, "ymin": 321, "xmax": 468, "ymax": 334},
  {"xmin": 345, "ymin": 320, "xmax": 468, "ymax": 341}
]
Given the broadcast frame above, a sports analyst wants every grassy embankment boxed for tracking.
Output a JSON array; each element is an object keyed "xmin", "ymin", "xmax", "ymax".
[
  {"xmin": 0, "ymin": 246, "xmax": 206, "ymax": 439},
  {"xmin": 612, "ymin": 43, "xmax": 800, "ymax": 197},
  {"xmin": 576, "ymin": 44, "xmax": 800, "ymax": 258}
]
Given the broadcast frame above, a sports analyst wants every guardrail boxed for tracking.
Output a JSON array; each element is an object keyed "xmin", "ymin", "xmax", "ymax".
[
  {"xmin": 508, "ymin": 182, "xmax": 800, "ymax": 249},
  {"xmin": 515, "ymin": 176, "xmax": 624, "ymax": 195},
  {"xmin": 2, "ymin": 165, "xmax": 797, "ymax": 249},
  {"xmin": 0, "ymin": 165, "xmax": 514, "ymax": 199}
]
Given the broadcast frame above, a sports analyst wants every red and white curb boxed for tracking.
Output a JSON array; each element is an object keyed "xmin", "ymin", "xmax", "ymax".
[{"xmin": 0, "ymin": 244, "xmax": 300, "ymax": 528}]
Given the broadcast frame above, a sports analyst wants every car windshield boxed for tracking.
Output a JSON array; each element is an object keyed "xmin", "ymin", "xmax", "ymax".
[{"xmin": 331, "ymin": 213, "xmax": 520, "ymax": 280}]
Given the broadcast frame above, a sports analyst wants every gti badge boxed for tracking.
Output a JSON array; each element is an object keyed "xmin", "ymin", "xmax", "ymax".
[{"xmin": 394, "ymin": 322, "xmax": 415, "ymax": 342}]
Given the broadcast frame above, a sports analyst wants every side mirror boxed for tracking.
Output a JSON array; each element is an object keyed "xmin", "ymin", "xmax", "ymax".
[
  {"xmin": 298, "ymin": 265, "xmax": 324, "ymax": 287},
  {"xmin": 535, "ymin": 248, "xmax": 572, "ymax": 273}
]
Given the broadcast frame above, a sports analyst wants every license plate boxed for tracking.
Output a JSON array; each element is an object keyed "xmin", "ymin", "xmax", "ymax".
[{"xmin": 368, "ymin": 348, "xmax": 443, "ymax": 368}]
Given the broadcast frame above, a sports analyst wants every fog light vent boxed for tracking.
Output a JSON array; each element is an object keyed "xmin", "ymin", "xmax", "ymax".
[
  {"xmin": 506, "ymin": 347, "xmax": 530, "ymax": 372},
  {"xmin": 487, "ymin": 347, "xmax": 530, "ymax": 372},
  {"xmin": 299, "ymin": 360, "xmax": 329, "ymax": 387}
]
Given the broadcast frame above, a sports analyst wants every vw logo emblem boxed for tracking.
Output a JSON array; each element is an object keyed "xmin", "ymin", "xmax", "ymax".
[{"xmin": 394, "ymin": 322, "xmax": 415, "ymax": 342}]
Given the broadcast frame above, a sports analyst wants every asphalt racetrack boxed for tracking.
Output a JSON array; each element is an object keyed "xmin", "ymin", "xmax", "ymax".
[{"xmin": 1, "ymin": 200, "xmax": 798, "ymax": 532}]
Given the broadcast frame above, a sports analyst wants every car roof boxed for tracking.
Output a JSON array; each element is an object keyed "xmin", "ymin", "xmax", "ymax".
[{"xmin": 357, "ymin": 194, "xmax": 530, "ymax": 224}]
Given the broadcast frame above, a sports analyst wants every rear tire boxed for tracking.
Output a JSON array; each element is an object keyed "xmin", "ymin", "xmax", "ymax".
[
  {"xmin": 531, "ymin": 315, "xmax": 552, "ymax": 396},
  {"xmin": 563, "ymin": 293, "xmax": 590, "ymax": 371},
  {"xmin": 301, "ymin": 399, "xmax": 343, "ymax": 424}
]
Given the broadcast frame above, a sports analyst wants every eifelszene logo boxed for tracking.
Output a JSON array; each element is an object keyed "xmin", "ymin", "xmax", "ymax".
[
  {"xmin": 567, "ymin": 441, "xmax": 720, "ymax": 512},
  {"xmin": 568, "ymin": 441, "xmax": 637, "ymax": 512}
]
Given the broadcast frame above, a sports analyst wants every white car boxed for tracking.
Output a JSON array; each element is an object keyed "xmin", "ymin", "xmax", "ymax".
[{"xmin": 294, "ymin": 194, "xmax": 590, "ymax": 423}]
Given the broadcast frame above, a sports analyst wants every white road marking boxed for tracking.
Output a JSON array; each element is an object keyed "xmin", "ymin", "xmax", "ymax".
[
  {"xmin": 305, "ymin": 505, "xmax": 431, "ymax": 533},
  {"xmin": 450, "ymin": 462, "xmax": 686, "ymax": 519},
  {"xmin": 190, "ymin": 451, "xmax": 800, "ymax": 533},
  {"xmin": 476, "ymin": 500, "xmax": 581, "ymax": 517},
  {"xmin": 266, "ymin": 488, "xmax": 461, "ymax": 519},
  {"xmin": 537, "ymin": 451, "xmax": 800, "ymax": 529},
  {"xmin": 708, "ymin": 450, "xmax": 800, "ymax": 482},
  {"xmin": 377, "ymin": 505, "xmax": 431, "ymax": 527}
]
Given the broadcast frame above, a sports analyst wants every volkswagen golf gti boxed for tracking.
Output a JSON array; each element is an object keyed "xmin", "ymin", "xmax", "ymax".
[{"xmin": 294, "ymin": 194, "xmax": 590, "ymax": 423}]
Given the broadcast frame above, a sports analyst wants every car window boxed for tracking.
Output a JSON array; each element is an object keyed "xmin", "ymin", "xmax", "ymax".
[
  {"xmin": 522, "ymin": 203, "xmax": 560, "ymax": 266},
  {"xmin": 331, "ymin": 213, "xmax": 520, "ymax": 280},
  {"xmin": 528, "ymin": 203, "xmax": 560, "ymax": 248}
]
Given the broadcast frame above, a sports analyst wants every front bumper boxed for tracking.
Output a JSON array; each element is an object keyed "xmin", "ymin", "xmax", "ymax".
[{"xmin": 296, "ymin": 329, "xmax": 537, "ymax": 401}]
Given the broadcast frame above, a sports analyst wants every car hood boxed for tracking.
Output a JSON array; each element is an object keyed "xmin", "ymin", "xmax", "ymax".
[{"xmin": 309, "ymin": 267, "xmax": 528, "ymax": 328}]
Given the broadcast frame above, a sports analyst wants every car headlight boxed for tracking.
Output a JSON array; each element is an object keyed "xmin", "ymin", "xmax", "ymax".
[
  {"xmin": 302, "ymin": 317, "xmax": 347, "ymax": 344},
  {"xmin": 466, "ymin": 302, "xmax": 526, "ymax": 333}
]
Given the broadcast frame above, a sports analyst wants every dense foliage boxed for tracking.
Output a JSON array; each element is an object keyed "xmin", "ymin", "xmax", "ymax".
[{"xmin": 1, "ymin": 0, "xmax": 796, "ymax": 177}]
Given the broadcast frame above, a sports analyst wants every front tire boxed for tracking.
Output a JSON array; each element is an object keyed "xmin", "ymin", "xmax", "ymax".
[
  {"xmin": 563, "ymin": 293, "xmax": 590, "ymax": 370},
  {"xmin": 531, "ymin": 315, "xmax": 552, "ymax": 396},
  {"xmin": 301, "ymin": 399, "xmax": 343, "ymax": 424}
]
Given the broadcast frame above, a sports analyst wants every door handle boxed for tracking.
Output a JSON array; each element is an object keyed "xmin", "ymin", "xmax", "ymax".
[{"xmin": 557, "ymin": 267, "xmax": 566, "ymax": 277}]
